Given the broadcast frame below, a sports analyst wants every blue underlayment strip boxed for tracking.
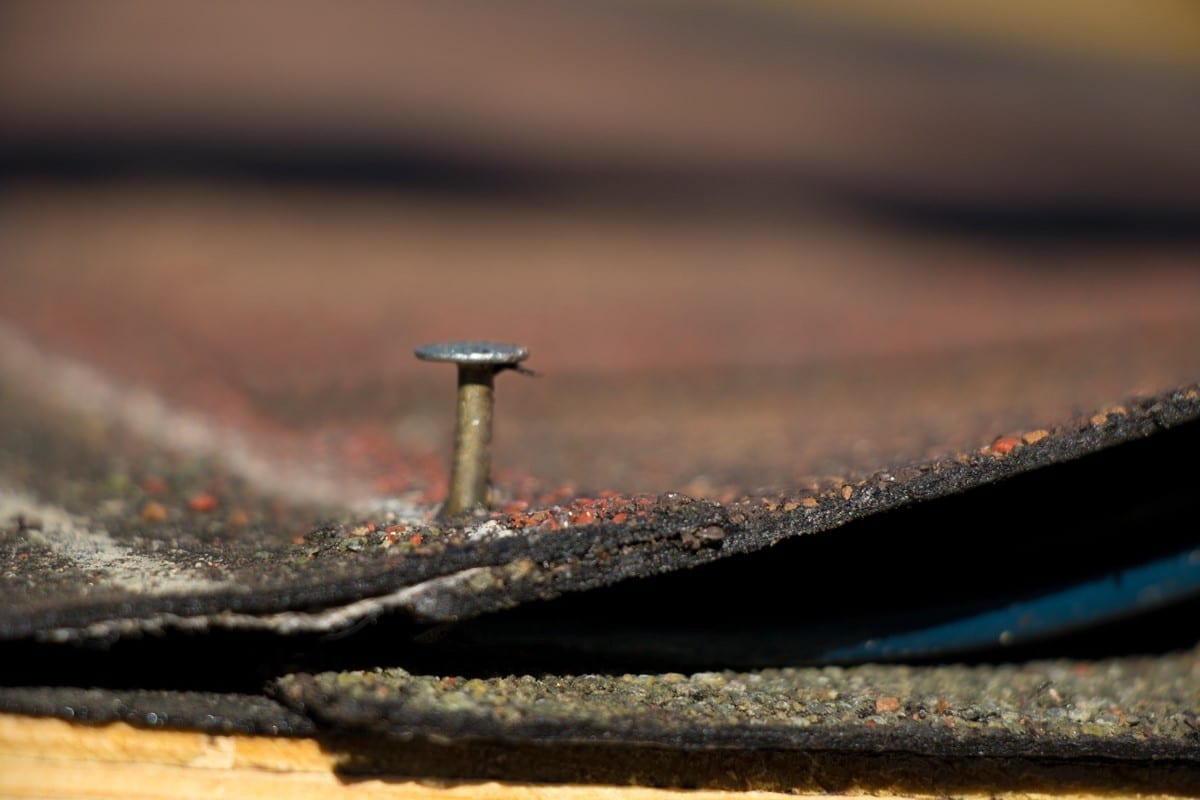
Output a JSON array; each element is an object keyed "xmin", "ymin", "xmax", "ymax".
[{"xmin": 822, "ymin": 546, "xmax": 1200, "ymax": 662}]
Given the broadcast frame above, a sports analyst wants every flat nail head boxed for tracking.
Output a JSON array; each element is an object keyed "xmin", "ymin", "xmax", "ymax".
[
  {"xmin": 415, "ymin": 341, "xmax": 529, "ymax": 518},
  {"xmin": 415, "ymin": 341, "xmax": 529, "ymax": 366}
]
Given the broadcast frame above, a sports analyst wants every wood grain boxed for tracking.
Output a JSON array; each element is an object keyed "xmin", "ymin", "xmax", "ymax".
[{"xmin": 2, "ymin": 714, "xmax": 1193, "ymax": 800}]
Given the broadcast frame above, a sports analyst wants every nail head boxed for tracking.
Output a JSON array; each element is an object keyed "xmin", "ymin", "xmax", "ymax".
[{"xmin": 415, "ymin": 341, "xmax": 529, "ymax": 366}]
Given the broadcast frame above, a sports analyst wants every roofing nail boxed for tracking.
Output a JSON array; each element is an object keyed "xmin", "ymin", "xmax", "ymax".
[{"xmin": 415, "ymin": 341, "xmax": 530, "ymax": 518}]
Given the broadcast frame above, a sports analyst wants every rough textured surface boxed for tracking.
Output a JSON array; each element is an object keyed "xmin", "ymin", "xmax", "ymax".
[
  {"xmin": 5, "ymin": 195, "xmax": 1200, "ymax": 642},
  {"xmin": 276, "ymin": 649, "xmax": 1200, "ymax": 760},
  {"xmin": 2, "ymin": 376, "xmax": 1198, "ymax": 640}
]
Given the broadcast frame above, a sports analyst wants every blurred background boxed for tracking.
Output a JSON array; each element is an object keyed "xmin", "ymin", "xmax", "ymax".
[{"xmin": 2, "ymin": 0, "xmax": 1200, "ymax": 500}]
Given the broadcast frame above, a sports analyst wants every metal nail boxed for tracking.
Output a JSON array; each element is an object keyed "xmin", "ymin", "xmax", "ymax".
[{"xmin": 415, "ymin": 341, "xmax": 530, "ymax": 518}]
